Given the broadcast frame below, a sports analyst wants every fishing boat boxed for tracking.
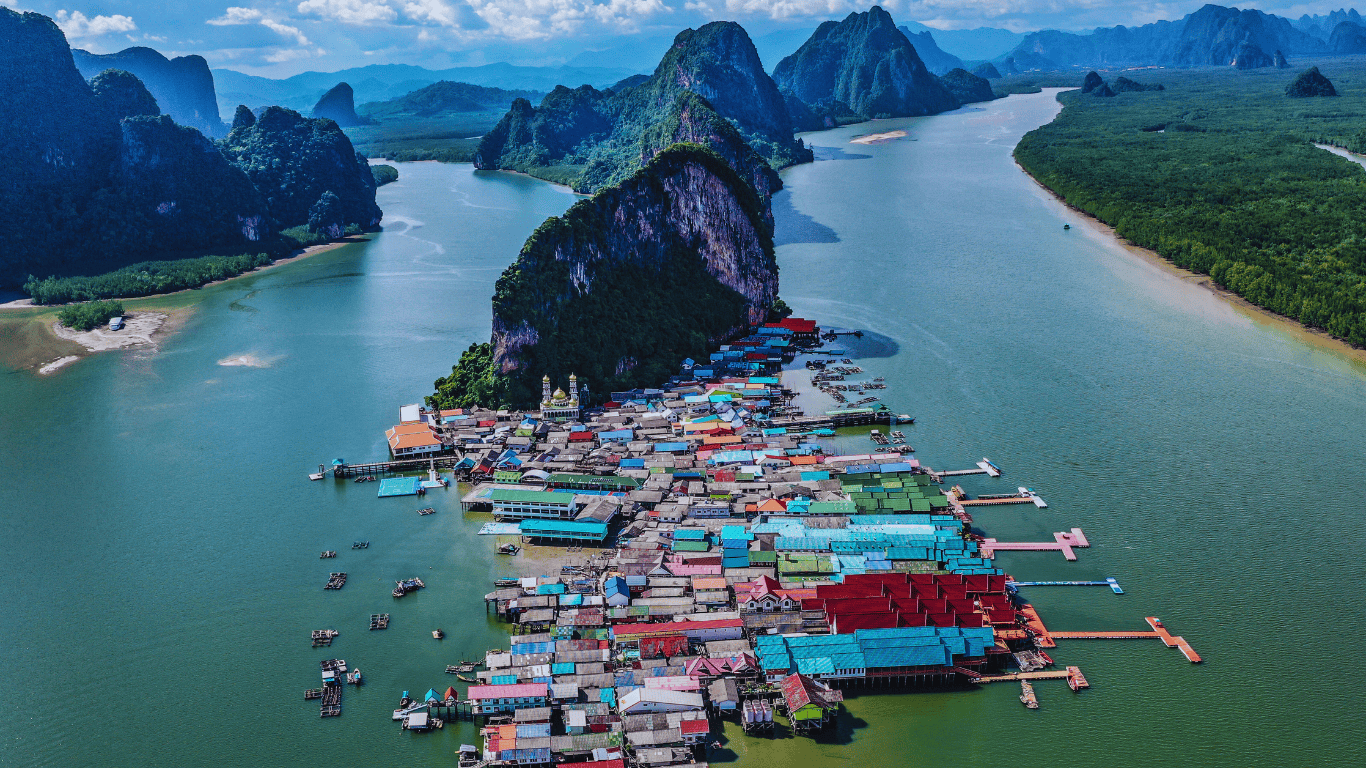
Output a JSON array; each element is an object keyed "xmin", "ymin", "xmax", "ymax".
[
  {"xmin": 457, "ymin": 673, "xmax": 477, "ymax": 683},
  {"xmin": 1019, "ymin": 681, "xmax": 1039, "ymax": 709},
  {"xmin": 497, "ymin": 543, "xmax": 520, "ymax": 555},
  {"xmin": 347, "ymin": 668, "xmax": 363, "ymax": 685},
  {"xmin": 432, "ymin": 629, "xmax": 445, "ymax": 639}
]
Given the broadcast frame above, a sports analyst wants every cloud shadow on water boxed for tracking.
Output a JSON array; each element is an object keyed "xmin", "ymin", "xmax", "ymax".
[{"xmin": 773, "ymin": 190, "xmax": 840, "ymax": 247}]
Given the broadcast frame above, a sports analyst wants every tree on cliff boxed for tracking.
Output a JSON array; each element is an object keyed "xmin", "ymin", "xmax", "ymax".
[{"xmin": 308, "ymin": 191, "xmax": 345, "ymax": 238}]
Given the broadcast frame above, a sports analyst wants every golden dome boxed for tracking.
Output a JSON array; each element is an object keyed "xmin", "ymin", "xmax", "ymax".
[{"xmin": 552, "ymin": 388, "xmax": 567, "ymax": 400}]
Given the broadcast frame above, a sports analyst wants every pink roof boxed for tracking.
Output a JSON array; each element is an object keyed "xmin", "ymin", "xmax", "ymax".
[
  {"xmin": 643, "ymin": 675, "xmax": 702, "ymax": 691},
  {"xmin": 465, "ymin": 683, "xmax": 548, "ymax": 700}
]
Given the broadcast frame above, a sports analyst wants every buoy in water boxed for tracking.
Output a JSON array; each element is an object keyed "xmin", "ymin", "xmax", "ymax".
[{"xmin": 1063, "ymin": 224, "xmax": 1071, "ymax": 230}]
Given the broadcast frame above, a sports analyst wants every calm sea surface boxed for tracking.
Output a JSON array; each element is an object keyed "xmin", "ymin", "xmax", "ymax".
[{"xmin": 3, "ymin": 90, "xmax": 1364, "ymax": 766}]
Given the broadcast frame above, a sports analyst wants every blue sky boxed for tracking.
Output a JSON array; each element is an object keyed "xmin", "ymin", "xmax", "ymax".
[{"xmin": 5, "ymin": 0, "xmax": 1358, "ymax": 76}]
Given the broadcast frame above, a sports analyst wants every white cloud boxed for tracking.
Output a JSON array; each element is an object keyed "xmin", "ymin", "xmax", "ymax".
[
  {"xmin": 55, "ymin": 10, "xmax": 138, "ymax": 38},
  {"xmin": 206, "ymin": 7, "xmax": 266, "ymax": 25},
  {"xmin": 262, "ymin": 18, "xmax": 313, "ymax": 46},
  {"xmin": 298, "ymin": 0, "xmax": 399, "ymax": 24},
  {"xmin": 404, "ymin": 0, "xmax": 462, "ymax": 26},
  {"xmin": 463, "ymin": 0, "xmax": 671, "ymax": 40}
]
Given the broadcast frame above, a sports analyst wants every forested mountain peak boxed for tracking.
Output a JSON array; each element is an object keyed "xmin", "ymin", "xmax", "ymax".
[{"xmin": 772, "ymin": 6, "xmax": 958, "ymax": 124}]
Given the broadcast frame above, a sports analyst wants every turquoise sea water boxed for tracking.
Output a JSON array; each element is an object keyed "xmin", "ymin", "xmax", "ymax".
[{"xmin": 3, "ymin": 91, "xmax": 1364, "ymax": 766}]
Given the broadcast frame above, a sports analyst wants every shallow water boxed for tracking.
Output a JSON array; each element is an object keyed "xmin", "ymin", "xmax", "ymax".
[{"xmin": 2, "ymin": 92, "xmax": 1364, "ymax": 766}]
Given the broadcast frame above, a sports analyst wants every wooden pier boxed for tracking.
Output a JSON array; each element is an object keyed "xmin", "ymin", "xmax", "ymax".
[
  {"xmin": 972, "ymin": 669, "xmax": 1071, "ymax": 684},
  {"xmin": 331, "ymin": 455, "xmax": 461, "ymax": 478},
  {"xmin": 311, "ymin": 629, "xmax": 339, "ymax": 647},
  {"xmin": 981, "ymin": 529, "xmax": 1089, "ymax": 561},
  {"xmin": 1049, "ymin": 617, "xmax": 1201, "ymax": 663}
]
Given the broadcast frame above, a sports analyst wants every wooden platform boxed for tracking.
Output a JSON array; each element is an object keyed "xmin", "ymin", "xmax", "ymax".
[
  {"xmin": 1046, "ymin": 617, "xmax": 1201, "ymax": 663},
  {"xmin": 981, "ymin": 529, "xmax": 1089, "ymax": 561},
  {"xmin": 972, "ymin": 669, "xmax": 1071, "ymax": 684}
]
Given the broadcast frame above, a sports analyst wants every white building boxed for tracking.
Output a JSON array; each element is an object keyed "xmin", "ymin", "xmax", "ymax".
[{"xmin": 618, "ymin": 688, "xmax": 704, "ymax": 714}]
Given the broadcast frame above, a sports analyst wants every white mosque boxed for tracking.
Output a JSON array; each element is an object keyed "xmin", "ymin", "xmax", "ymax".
[{"xmin": 540, "ymin": 374, "xmax": 583, "ymax": 420}]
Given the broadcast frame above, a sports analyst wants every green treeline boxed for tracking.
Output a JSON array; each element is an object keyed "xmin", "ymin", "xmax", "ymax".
[
  {"xmin": 26, "ymin": 253, "xmax": 273, "ymax": 304},
  {"xmin": 57, "ymin": 300, "xmax": 124, "ymax": 331},
  {"xmin": 22, "ymin": 224, "xmax": 363, "ymax": 304},
  {"xmin": 1014, "ymin": 64, "xmax": 1366, "ymax": 346}
]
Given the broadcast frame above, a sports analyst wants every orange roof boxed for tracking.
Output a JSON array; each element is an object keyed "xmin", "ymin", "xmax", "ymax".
[
  {"xmin": 388, "ymin": 422, "xmax": 432, "ymax": 436},
  {"xmin": 702, "ymin": 435, "xmax": 742, "ymax": 445},
  {"xmin": 756, "ymin": 499, "xmax": 787, "ymax": 512},
  {"xmin": 692, "ymin": 576, "xmax": 728, "ymax": 590},
  {"xmin": 387, "ymin": 423, "xmax": 440, "ymax": 450},
  {"xmin": 789, "ymin": 456, "xmax": 819, "ymax": 465}
]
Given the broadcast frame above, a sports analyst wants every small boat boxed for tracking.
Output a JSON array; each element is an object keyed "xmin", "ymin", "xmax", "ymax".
[
  {"xmin": 1020, "ymin": 680, "xmax": 1039, "ymax": 709},
  {"xmin": 433, "ymin": 629, "xmax": 445, "ymax": 639},
  {"xmin": 1063, "ymin": 224, "xmax": 1071, "ymax": 230},
  {"xmin": 497, "ymin": 543, "xmax": 520, "ymax": 555},
  {"xmin": 347, "ymin": 668, "xmax": 363, "ymax": 685},
  {"xmin": 456, "ymin": 674, "xmax": 477, "ymax": 683}
]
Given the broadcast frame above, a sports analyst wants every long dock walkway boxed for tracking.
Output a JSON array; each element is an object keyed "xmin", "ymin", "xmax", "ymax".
[
  {"xmin": 1045, "ymin": 617, "xmax": 1201, "ymax": 663},
  {"xmin": 971, "ymin": 670, "xmax": 1071, "ymax": 684},
  {"xmin": 1010, "ymin": 577, "xmax": 1123, "ymax": 593},
  {"xmin": 981, "ymin": 528, "xmax": 1089, "ymax": 560}
]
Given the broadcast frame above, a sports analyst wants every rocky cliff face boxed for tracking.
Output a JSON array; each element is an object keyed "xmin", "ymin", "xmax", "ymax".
[
  {"xmin": 113, "ymin": 116, "xmax": 268, "ymax": 249},
  {"xmin": 440, "ymin": 144, "xmax": 779, "ymax": 409},
  {"xmin": 73, "ymin": 46, "xmax": 226, "ymax": 136},
  {"xmin": 311, "ymin": 82, "xmax": 369, "ymax": 127},
  {"xmin": 221, "ymin": 106, "xmax": 381, "ymax": 231},
  {"xmin": 474, "ymin": 21, "xmax": 808, "ymax": 194},
  {"xmin": 773, "ymin": 7, "xmax": 959, "ymax": 121}
]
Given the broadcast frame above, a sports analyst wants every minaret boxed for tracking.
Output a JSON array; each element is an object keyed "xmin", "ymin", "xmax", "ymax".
[
  {"xmin": 542, "ymin": 374, "xmax": 552, "ymax": 406},
  {"xmin": 569, "ymin": 373, "xmax": 579, "ymax": 404}
]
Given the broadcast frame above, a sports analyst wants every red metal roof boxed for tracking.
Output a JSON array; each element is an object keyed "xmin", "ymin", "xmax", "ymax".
[
  {"xmin": 612, "ymin": 618, "xmax": 742, "ymax": 637},
  {"xmin": 680, "ymin": 719, "xmax": 710, "ymax": 735}
]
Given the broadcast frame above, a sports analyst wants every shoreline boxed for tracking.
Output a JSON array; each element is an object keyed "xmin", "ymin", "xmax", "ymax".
[
  {"xmin": 0, "ymin": 237, "xmax": 365, "ymax": 312},
  {"xmin": 1, "ymin": 237, "xmax": 364, "ymax": 374},
  {"xmin": 1015, "ymin": 160, "xmax": 1366, "ymax": 366}
]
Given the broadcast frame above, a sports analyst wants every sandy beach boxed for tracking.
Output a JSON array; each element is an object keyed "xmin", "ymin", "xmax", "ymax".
[
  {"xmin": 1018, "ymin": 160, "xmax": 1366, "ymax": 365},
  {"xmin": 1, "ymin": 236, "xmax": 367, "ymax": 374},
  {"xmin": 851, "ymin": 130, "xmax": 908, "ymax": 144}
]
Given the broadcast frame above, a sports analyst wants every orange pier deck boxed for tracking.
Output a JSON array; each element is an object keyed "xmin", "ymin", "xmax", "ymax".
[{"xmin": 1048, "ymin": 617, "xmax": 1201, "ymax": 663}]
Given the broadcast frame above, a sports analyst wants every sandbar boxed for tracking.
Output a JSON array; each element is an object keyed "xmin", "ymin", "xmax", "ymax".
[{"xmin": 851, "ymin": 130, "xmax": 908, "ymax": 144}]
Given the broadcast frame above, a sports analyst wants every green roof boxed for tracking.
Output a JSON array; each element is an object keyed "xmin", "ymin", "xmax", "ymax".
[
  {"xmin": 748, "ymin": 551, "xmax": 778, "ymax": 564},
  {"xmin": 490, "ymin": 489, "xmax": 577, "ymax": 505},
  {"xmin": 806, "ymin": 501, "xmax": 857, "ymax": 516},
  {"xmin": 672, "ymin": 541, "xmax": 711, "ymax": 552}
]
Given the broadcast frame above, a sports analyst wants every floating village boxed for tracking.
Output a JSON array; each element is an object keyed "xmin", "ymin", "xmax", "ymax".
[{"xmin": 306, "ymin": 316, "xmax": 1199, "ymax": 767}]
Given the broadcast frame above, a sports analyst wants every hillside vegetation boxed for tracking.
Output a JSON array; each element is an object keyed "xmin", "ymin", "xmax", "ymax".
[{"xmin": 1015, "ymin": 62, "xmax": 1366, "ymax": 346}]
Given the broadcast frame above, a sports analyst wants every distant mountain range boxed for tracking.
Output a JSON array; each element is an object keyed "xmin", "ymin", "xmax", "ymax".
[
  {"xmin": 72, "ymin": 47, "xmax": 226, "ymax": 136},
  {"xmin": 1001, "ymin": 4, "xmax": 1362, "ymax": 71},
  {"xmin": 213, "ymin": 63, "xmax": 640, "ymax": 119},
  {"xmin": 899, "ymin": 21, "xmax": 1026, "ymax": 61}
]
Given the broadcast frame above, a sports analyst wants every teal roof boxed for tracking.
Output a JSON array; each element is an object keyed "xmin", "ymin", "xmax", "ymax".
[{"xmin": 519, "ymin": 519, "xmax": 609, "ymax": 539}]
